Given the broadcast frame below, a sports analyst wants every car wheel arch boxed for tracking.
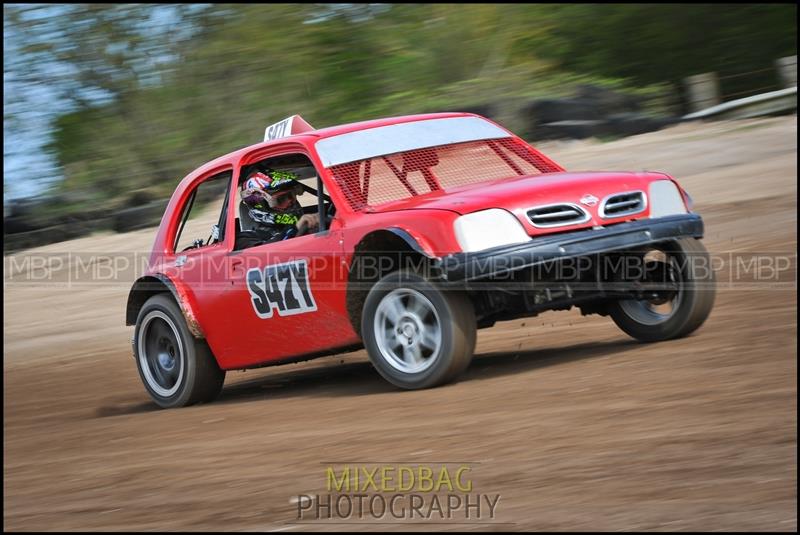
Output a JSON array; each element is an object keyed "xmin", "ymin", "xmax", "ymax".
[
  {"xmin": 346, "ymin": 228, "xmax": 435, "ymax": 336},
  {"xmin": 126, "ymin": 274, "xmax": 205, "ymax": 339}
]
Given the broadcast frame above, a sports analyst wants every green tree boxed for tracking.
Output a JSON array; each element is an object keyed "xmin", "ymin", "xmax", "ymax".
[{"xmin": 5, "ymin": 3, "xmax": 796, "ymax": 218}]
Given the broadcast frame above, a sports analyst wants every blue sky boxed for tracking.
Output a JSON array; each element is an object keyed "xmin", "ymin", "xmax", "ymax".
[
  {"xmin": 3, "ymin": 4, "xmax": 195, "ymax": 204},
  {"xmin": 2, "ymin": 4, "xmax": 385, "ymax": 205},
  {"xmin": 3, "ymin": 7, "xmax": 66, "ymax": 202}
]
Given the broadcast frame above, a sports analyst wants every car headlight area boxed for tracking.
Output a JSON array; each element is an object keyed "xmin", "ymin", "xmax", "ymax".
[
  {"xmin": 453, "ymin": 208, "xmax": 531, "ymax": 252},
  {"xmin": 648, "ymin": 180, "xmax": 688, "ymax": 218}
]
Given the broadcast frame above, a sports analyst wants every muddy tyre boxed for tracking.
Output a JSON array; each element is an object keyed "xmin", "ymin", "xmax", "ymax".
[
  {"xmin": 609, "ymin": 238, "xmax": 716, "ymax": 342},
  {"xmin": 361, "ymin": 270, "xmax": 476, "ymax": 389},
  {"xmin": 134, "ymin": 294, "xmax": 225, "ymax": 408}
]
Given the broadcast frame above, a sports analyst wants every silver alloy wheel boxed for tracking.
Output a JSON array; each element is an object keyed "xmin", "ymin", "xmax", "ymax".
[
  {"xmin": 373, "ymin": 288, "xmax": 442, "ymax": 374},
  {"xmin": 138, "ymin": 310, "xmax": 185, "ymax": 397},
  {"xmin": 618, "ymin": 250, "xmax": 683, "ymax": 326}
]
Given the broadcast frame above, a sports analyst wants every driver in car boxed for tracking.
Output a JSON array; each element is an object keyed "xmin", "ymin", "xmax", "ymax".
[{"xmin": 240, "ymin": 169, "xmax": 319, "ymax": 243}]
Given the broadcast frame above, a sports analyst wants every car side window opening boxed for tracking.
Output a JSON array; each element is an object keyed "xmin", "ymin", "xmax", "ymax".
[
  {"xmin": 234, "ymin": 153, "xmax": 335, "ymax": 251},
  {"xmin": 173, "ymin": 170, "xmax": 233, "ymax": 253}
]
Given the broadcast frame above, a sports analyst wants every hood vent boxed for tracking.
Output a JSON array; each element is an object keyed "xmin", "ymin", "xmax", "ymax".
[
  {"xmin": 599, "ymin": 191, "xmax": 646, "ymax": 218},
  {"xmin": 527, "ymin": 203, "xmax": 590, "ymax": 228}
]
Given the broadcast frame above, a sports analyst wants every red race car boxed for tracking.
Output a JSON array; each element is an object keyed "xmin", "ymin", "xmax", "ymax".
[{"xmin": 126, "ymin": 113, "xmax": 715, "ymax": 408}]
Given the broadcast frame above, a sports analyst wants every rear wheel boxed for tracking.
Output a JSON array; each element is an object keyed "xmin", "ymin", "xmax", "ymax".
[
  {"xmin": 362, "ymin": 270, "xmax": 476, "ymax": 389},
  {"xmin": 134, "ymin": 294, "xmax": 225, "ymax": 408},
  {"xmin": 609, "ymin": 238, "xmax": 716, "ymax": 342}
]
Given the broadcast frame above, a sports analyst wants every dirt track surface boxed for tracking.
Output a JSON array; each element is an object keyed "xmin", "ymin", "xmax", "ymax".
[{"xmin": 4, "ymin": 117, "xmax": 797, "ymax": 531}]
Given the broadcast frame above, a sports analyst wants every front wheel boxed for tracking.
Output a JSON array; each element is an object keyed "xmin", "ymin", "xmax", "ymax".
[
  {"xmin": 134, "ymin": 294, "xmax": 225, "ymax": 408},
  {"xmin": 361, "ymin": 270, "xmax": 477, "ymax": 389},
  {"xmin": 609, "ymin": 237, "xmax": 716, "ymax": 342}
]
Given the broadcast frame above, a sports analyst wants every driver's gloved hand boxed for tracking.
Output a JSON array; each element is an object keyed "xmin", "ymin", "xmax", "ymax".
[{"xmin": 296, "ymin": 213, "xmax": 320, "ymax": 235}]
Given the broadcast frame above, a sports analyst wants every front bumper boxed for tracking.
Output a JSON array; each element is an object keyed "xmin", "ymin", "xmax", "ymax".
[{"xmin": 436, "ymin": 213, "xmax": 704, "ymax": 283}]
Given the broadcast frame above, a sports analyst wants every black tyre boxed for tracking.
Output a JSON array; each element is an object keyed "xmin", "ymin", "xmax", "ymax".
[
  {"xmin": 361, "ymin": 270, "xmax": 477, "ymax": 389},
  {"xmin": 134, "ymin": 294, "xmax": 225, "ymax": 408},
  {"xmin": 609, "ymin": 237, "xmax": 716, "ymax": 342}
]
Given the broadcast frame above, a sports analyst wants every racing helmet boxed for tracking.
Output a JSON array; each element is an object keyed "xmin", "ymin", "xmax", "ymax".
[{"xmin": 241, "ymin": 170, "xmax": 302, "ymax": 213}]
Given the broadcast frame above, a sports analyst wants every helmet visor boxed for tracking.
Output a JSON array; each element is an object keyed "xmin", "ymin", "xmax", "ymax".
[{"xmin": 265, "ymin": 188, "xmax": 297, "ymax": 211}]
